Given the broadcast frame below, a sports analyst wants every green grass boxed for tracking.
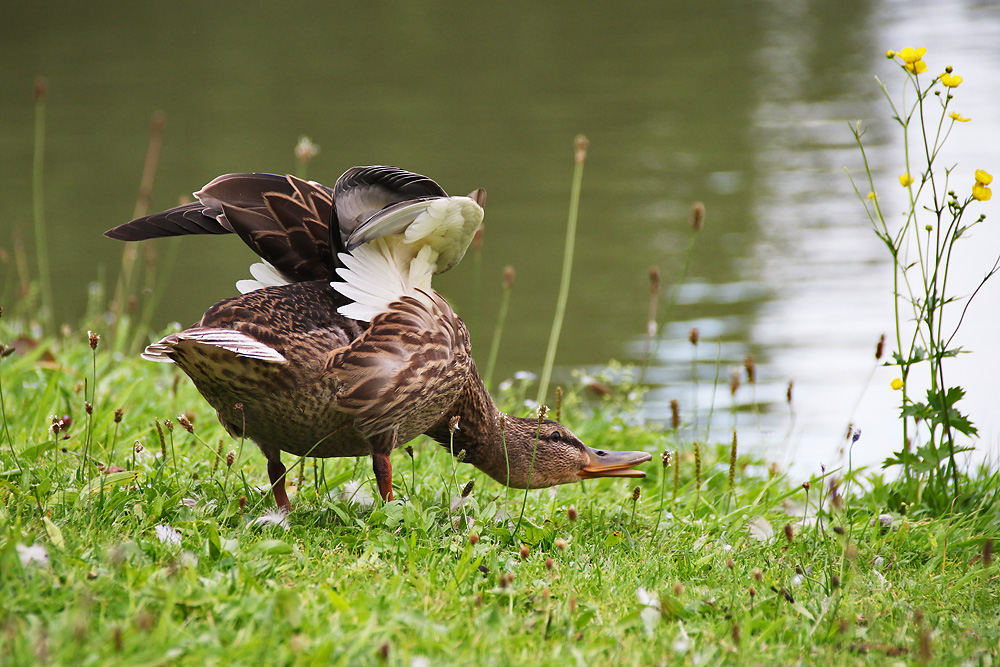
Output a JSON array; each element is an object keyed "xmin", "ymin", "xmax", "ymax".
[{"xmin": 2, "ymin": 323, "xmax": 999, "ymax": 666}]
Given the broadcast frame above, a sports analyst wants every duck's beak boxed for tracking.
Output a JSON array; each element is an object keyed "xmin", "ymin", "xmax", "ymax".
[{"xmin": 579, "ymin": 446, "xmax": 652, "ymax": 479}]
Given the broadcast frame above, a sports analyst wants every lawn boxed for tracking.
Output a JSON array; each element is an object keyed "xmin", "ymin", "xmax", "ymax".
[{"xmin": 1, "ymin": 323, "xmax": 998, "ymax": 666}]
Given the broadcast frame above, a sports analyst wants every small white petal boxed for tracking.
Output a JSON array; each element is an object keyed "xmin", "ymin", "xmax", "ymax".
[
  {"xmin": 16, "ymin": 543, "xmax": 49, "ymax": 567},
  {"xmin": 154, "ymin": 524, "xmax": 182, "ymax": 547}
]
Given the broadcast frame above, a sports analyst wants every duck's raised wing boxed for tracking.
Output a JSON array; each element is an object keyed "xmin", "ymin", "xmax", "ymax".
[{"xmin": 105, "ymin": 173, "xmax": 339, "ymax": 283}]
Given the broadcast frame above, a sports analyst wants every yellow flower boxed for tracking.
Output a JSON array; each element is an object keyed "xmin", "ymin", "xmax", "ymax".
[
  {"xmin": 890, "ymin": 378, "xmax": 904, "ymax": 390},
  {"xmin": 867, "ymin": 191, "xmax": 877, "ymax": 200},
  {"xmin": 899, "ymin": 173, "xmax": 914, "ymax": 187},
  {"xmin": 904, "ymin": 60, "xmax": 928, "ymax": 74},
  {"xmin": 940, "ymin": 72, "xmax": 962, "ymax": 88},
  {"xmin": 975, "ymin": 170, "xmax": 993, "ymax": 186},
  {"xmin": 949, "ymin": 112, "xmax": 971, "ymax": 123},
  {"xmin": 898, "ymin": 47, "xmax": 927, "ymax": 64},
  {"xmin": 885, "ymin": 50, "xmax": 896, "ymax": 58},
  {"xmin": 973, "ymin": 184, "xmax": 992, "ymax": 201}
]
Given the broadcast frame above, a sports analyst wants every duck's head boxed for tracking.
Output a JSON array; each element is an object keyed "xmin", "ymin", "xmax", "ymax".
[{"xmin": 495, "ymin": 418, "xmax": 652, "ymax": 489}]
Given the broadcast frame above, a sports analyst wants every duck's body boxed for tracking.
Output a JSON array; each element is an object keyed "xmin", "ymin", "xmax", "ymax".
[{"xmin": 108, "ymin": 166, "xmax": 650, "ymax": 510}]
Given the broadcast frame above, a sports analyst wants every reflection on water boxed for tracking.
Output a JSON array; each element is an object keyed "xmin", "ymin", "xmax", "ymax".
[{"xmin": 1, "ymin": 0, "xmax": 998, "ymax": 475}]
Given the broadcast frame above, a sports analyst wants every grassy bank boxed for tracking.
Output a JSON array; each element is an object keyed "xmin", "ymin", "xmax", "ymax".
[{"xmin": 1, "ymin": 323, "xmax": 998, "ymax": 666}]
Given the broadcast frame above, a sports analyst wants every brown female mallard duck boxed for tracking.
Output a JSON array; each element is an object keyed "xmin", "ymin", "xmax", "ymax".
[{"xmin": 106, "ymin": 166, "xmax": 650, "ymax": 510}]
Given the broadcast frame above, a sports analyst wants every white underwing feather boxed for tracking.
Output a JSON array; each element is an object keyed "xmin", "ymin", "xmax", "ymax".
[{"xmin": 236, "ymin": 260, "xmax": 293, "ymax": 294}]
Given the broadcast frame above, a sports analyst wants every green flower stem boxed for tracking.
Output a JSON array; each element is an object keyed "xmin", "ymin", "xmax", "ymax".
[{"xmin": 537, "ymin": 136, "xmax": 587, "ymax": 405}]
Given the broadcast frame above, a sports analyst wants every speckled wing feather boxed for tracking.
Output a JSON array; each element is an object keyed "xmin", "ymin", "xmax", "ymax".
[
  {"xmin": 104, "ymin": 173, "xmax": 340, "ymax": 282},
  {"xmin": 329, "ymin": 289, "xmax": 471, "ymax": 440}
]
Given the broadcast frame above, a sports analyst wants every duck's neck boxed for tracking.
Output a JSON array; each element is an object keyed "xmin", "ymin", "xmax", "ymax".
[{"xmin": 425, "ymin": 362, "xmax": 530, "ymax": 488}]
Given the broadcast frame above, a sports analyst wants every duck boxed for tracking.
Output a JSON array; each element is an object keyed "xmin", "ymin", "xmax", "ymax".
[{"xmin": 106, "ymin": 166, "xmax": 651, "ymax": 511}]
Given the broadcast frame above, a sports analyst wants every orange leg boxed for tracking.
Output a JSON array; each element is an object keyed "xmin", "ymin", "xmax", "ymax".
[
  {"xmin": 372, "ymin": 451, "xmax": 394, "ymax": 502},
  {"xmin": 267, "ymin": 458, "xmax": 292, "ymax": 512}
]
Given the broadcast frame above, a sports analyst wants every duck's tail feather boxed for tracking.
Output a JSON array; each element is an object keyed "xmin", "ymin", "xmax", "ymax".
[{"xmin": 142, "ymin": 328, "xmax": 287, "ymax": 363}]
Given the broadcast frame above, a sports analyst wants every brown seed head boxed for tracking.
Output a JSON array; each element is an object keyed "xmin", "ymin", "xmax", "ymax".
[
  {"xmin": 748, "ymin": 586, "xmax": 756, "ymax": 598},
  {"xmin": 164, "ymin": 419, "xmax": 174, "ymax": 432},
  {"xmin": 567, "ymin": 507, "xmax": 577, "ymax": 521},
  {"xmin": 752, "ymin": 568, "xmax": 763, "ymax": 581},
  {"xmin": 469, "ymin": 532, "xmax": 479, "ymax": 545},
  {"xmin": 690, "ymin": 201, "xmax": 705, "ymax": 232},
  {"xmin": 632, "ymin": 486, "xmax": 641, "ymax": 502},
  {"xmin": 672, "ymin": 582, "xmax": 684, "ymax": 596},
  {"xmin": 34, "ymin": 76, "xmax": 47, "ymax": 103},
  {"xmin": 649, "ymin": 266, "xmax": 660, "ymax": 294},
  {"xmin": 726, "ymin": 559, "xmax": 735, "ymax": 569},
  {"xmin": 574, "ymin": 134, "xmax": 589, "ymax": 164},
  {"xmin": 85, "ymin": 401, "xmax": 93, "ymax": 415},
  {"xmin": 378, "ymin": 642, "xmax": 389, "ymax": 660},
  {"xmin": 661, "ymin": 451, "xmax": 672, "ymax": 468},
  {"xmin": 88, "ymin": 331, "xmax": 101, "ymax": 350},
  {"xmin": 177, "ymin": 414, "xmax": 193, "ymax": 433},
  {"xmin": 831, "ymin": 575, "xmax": 841, "ymax": 589},
  {"xmin": 554, "ymin": 538, "xmax": 568, "ymax": 551},
  {"xmin": 449, "ymin": 415, "xmax": 461, "ymax": 433},
  {"xmin": 875, "ymin": 334, "xmax": 885, "ymax": 360},
  {"xmin": 833, "ymin": 525, "xmax": 845, "ymax": 535},
  {"xmin": 456, "ymin": 449, "xmax": 467, "ymax": 462},
  {"xmin": 502, "ymin": 265, "xmax": 515, "ymax": 289},
  {"xmin": 294, "ymin": 136, "xmax": 319, "ymax": 164},
  {"xmin": 743, "ymin": 355, "xmax": 756, "ymax": 384},
  {"xmin": 226, "ymin": 451, "xmax": 235, "ymax": 467},
  {"xmin": 114, "ymin": 408, "xmax": 123, "ymax": 424},
  {"xmin": 802, "ymin": 481, "xmax": 810, "ymax": 491},
  {"xmin": 239, "ymin": 495, "xmax": 246, "ymax": 511},
  {"xmin": 545, "ymin": 558, "xmax": 554, "ymax": 571},
  {"xmin": 134, "ymin": 441, "xmax": 143, "ymax": 453},
  {"xmin": 670, "ymin": 399, "xmax": 680, "ymax": 429},
  {"xmin": 689, "ymin": 327, "xmax": 699, "ymax": 346},
  {"xmin": 786, "ymin": 380, "xmax": 794, "ymax": 404},
  {"xmin": 519, "ymin": 544, "xmax": 530, "ymax": 560},
  {"xmin": 461, "ymin": 480, "xmax": 474, "ymax": 497},
  {"xmin": 783, "ymin": 523, "xmax": 794, "ymax": 543},
  {"xmin": 405, "ymin": 445, "xmax": 414, "ymax": 458},
  {"xmin": 729, "ymin": 367, "xmax": 741, "ymax": 396}
]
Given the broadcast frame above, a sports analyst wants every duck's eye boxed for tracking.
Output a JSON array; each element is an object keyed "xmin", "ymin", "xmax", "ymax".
[{"xmin": 596, "ymin": 450, "xmax": 607, "ymax": 457}]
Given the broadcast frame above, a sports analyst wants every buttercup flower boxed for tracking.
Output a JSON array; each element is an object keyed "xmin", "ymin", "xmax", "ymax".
[
  {"xmin": 948, "ymin": 112, "xmax": 971, "ymax": 123},
  {"xmin": 897, "ymin": 47, "xmax": 928, "ymax": 74},
  {"xmin": 890, "ymin": 378, "xmax": 904, "ymax": 390},
  {"xmin": 973, "ymin": 170, "xmax": 993, "ymax": 201},
  {"xmin": 899, "ymin": 173, "xmax": 914, "ymax": 187},
  {"xmin": 939, "ymin": 72, "xmax": 962, "ymax": 88}
]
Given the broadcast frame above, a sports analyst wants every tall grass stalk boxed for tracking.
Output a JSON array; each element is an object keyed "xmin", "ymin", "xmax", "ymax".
[
  {"xmin": 639, "ymin": 201, "xmax": 704, "ymax": 385},
  {"xmin": 112, "ymin": 112, "xmax": 166, "ymax": 347},
  {"xmin": 514, "ymin": 406, "xmax": 545, "ymax": 541},
  {"xmin": 32, "ymin": 77, "xmax": 54, "ymax": 334},
  {"xmin": 484, "ymin": 266, "xmax": 514, "ymax": 390},
  {"xmin": 536, "ymin": 136, "xmax": 587, "ymax": 405}
]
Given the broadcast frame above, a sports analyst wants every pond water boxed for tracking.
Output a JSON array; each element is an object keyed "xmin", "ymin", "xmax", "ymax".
[{"xmin": 2, "ymin": 0, "xmax": 998, "ymax": 477}]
